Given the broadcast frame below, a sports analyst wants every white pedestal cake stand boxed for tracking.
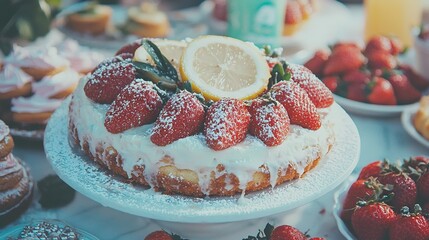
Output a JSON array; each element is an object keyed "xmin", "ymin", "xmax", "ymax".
[{"xmin": 44, "ymin": 99, "xmax": 360, "ymax": 238}]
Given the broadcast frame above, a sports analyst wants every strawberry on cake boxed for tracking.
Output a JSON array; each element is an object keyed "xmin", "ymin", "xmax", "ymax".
[{"xmin": 69, "ymin": 35, "xmax": 336, "ymax": 197}]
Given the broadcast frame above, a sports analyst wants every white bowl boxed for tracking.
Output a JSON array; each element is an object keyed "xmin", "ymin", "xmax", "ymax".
[{"xmin": 333, "ymin": 176, "xmax": 358, "ymax": 240}]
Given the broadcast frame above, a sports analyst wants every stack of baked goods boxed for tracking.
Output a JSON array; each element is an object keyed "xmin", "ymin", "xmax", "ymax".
[
  {"xmin": 69, "ymin": 35, "xmax": 336, "ymax": 197},
  {"xmin": 0, "ymin": 120, "xmax": 33, "ymax": 227},
  {"xmin": 125, "ymin": 2, "xmax": 171, "ymax": 38},
  {"xmin": 65, "ymin": 3, "xmax": 113, "ymax": 36},
  {"xmin": 0, "ymin": 40, "xmax": 103, "ymax": 132}
]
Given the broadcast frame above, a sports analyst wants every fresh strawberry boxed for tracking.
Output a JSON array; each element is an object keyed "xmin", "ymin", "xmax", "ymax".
[
  {"xmin": 343, "ymin": 69, "xmax": 370, "ymax": 84},
  {"xmin": 384, "ymin": 70, "xmax": 421, "ymax": 104},
  {"xmin": 321, "ymin": 76, "xmax": 338, "ymax": 92},
  {"xmin": 366, "ymin": 77, "xmax": 397, "ymax": 105},
  {"xmin": 403, "ymin": 156, "xmax": 429, "ymax": 180},
  {"xmin": 105, "ymin": 80, "xmax": 162, "ymax": 133},
  {"xmin": 367, "ymin": 51, "xmax": 397, "ymax": 70},
  {"xmin": 270, "ymin": 225, "xmax": 306, "ymax": 240},
  {"xmin": 399, "ymin": 64, "xmax": 429, "ymax": 90},
  {"xmin": 358, "ymin": 161, "xmax": 383, "ymax": 180},
  {"xmin": 389, "ymin": 37, "xmax": 403, "ymax": 55},
  {"xmin": 341, "ymin": 178, "xmax": 382, "ymax": 224},
  {"xmin": 418, "ymin": 171, "xmax": 429, "ymax": 203},
  {"xmin": 378, "ymin": 172, "xmax": 417, "ymax": 210},
  {"xmin": 115, "ymin": 40, "xmax": 141, "ymax": 56},
  {"xmin": 331, "ymin": 42, "xmax": 361, "ymax": 52},
  {"xmin": 304, "ymin": 50, "xmax": 330, "ymax": 77},
  {"xmin": 285, "ymin": 1, "xmax": 303, "ymax": 24},
  {"xmin": 248, "ymin": 98, "xmax": 290, "ymax": 146},
  {"xmin": 389, "ymin": 205, "xmax": 429, "ymax": 240},
  {"xmin": 92, "ymin": 53, "xmax": 133, "ymax": 73},
  {"xmin": 347, "ymin": 83, "xmax": 367, "ymax": 102},
  {"xmin": 365, "ymin": 36, "xmax": 392, "ymax": 55},
  {"xmin": 270, "ymin": 81, "xmax": 321, "ymax": 130},
  {"xmin": 287, "ymin": 64, "xmax": 334, "ymax": 108},
  {"xmin": 323, "ymin": 47, "xmax": 365, "ymax": 75},
  {"xmin": 351, "ymin": 202, "xmax": 396, "ymax": 240},
  {"xmin": 151, "ymin": 91, "xmax": 205, "ymax": 146},
  {"xmin": 204, "ymin": 98, "xmax": 250, "ymax": 150},
  {"xmin": 84, "ymin": 61, "xmax": 136, "ymax": 104},
  {"xmin": 144, "ymin": 230, "xmax": 173, "ymax": 240}
]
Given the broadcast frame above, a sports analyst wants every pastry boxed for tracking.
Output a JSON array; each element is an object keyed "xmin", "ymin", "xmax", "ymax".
[
  {"xmin": 58, "ymin": 39, "xmax": 105, "ymax": 74},
  {"xmin": 414, "ymin": 96, "xmax": 429, "ymax": 140},
  {"xmin": 283, "ymin": 0, "xmax": 317, "ymax": 36},
  {"xmin": 126, "ymin": 2, "xmax": 170, "ymax": 38},
  {"xmin": 4, "ymin": 220, "xmax": 83, "ymax": 239},
  {"xmin": 69, "ymin": 36, "xmax": 335, "ymax": 198},
  {"xmin": 0, "ymin": 120, "xmax": 33, "ymax": 227},
  {"xmin": 0, "ymin": 64, "xmax": 33, "ymax": 100},
  {"xmin": 4, "ymin": 46, "xmax": 69, "ymax": 80},
  {"xmin": 65, "ymin": 4, "xmax": 112, "ymax": 36}
]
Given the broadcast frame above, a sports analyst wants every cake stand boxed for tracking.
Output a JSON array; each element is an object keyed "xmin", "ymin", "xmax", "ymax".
[{"xmin": 44, "ymin": 99, "xmax": 360, "ymax": 238}]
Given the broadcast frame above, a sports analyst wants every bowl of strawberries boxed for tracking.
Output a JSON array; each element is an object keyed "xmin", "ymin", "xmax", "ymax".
[
  {"xmin": 333, "ymin": 156, "xmax": 429, "ymax": 240},
  {"xmin": 303, "ymin": 35, "xmax": 429, "ymax": 117}
]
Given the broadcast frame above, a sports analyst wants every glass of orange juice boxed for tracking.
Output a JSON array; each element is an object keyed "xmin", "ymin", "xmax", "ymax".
[{"xmin": 364, "ymin": 0, "xmax": 422, "ymax": 47}]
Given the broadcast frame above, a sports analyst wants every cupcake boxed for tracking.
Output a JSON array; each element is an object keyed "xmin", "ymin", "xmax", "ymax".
[
  {"xmin": 125, "ymin": 2, "xmax": 170, "ymax": 38},
  {"xmin": 65, "ymin": 4, "xmax": 112, "ymax": 36},
  {"xmin": 0, "ymin": 65, "xmax": 33, "ymax": 100},
  {"xmin": 57, "ymin": 39, "xmax": 105, "ymax": 74},
  {"xmin": 4, "ymin": 46, "xmax": 69, "ymax": 80},
  {"xmin": 11, "ymin": 69, "xmax": 80, "ymax": 125},
  {"xmin": 0, "ymin": 120, "xmax": 33, "ymax": 227}
]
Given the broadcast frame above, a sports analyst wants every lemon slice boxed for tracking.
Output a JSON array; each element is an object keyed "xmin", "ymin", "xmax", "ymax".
[
  {"xmin": 134, "ymin": 39, "xmax": 187, "ymax": 70},
  {"xmin": 180, "ymin": 35, "xmax": 270, "ymax": 101}
]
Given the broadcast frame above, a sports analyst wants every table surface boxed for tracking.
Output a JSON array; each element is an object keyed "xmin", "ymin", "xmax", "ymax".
[{"xmin": 4, "ymin": 2, "xmax": 429, "ymax": 240}]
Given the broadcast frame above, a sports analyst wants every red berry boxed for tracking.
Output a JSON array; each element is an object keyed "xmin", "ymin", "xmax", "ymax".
[
  {"xmin": 285, "ymin": 1, "xmax": 303, "ymax": 24},
  {"xmin": 399, "ymin": 64, "xmax": 429, "ymax": 90},
  {"xmin": 351, "ymin": 202, "xmax": 396, "ymax": 240},
  {"xmin": 367, "ymin": 51, "xmax": 397, "ymax": 70},
  {"xmin": 270, "ymin": 225, "xmax": 306, "ymax": 240},
  {"xmin": 323, "ymin": 47, "xmax": 365, "ymax": 75},
  {"xmin": 271, "ymin": 81, "xmax": 321, "ymax": 130},
  {"xmin": 347, "ymin": 83, "xmax": 367, "ymax": 102},
  {"xmin": 389, "ymin": 37, "xmax": 403, "ymax": 55},
  {"xmin": 144, "ymin": 230, "xmax": 173, "ymax": 240},
  {"xmin": 366, "ymin": 77, "xmax": 397, "ymax": 105},
  {"xmin": 287, "ymin": 64, "xmax": 334, "ymax": 108},
  {"xmin": 105, "ymin": 81, "xmax": 162, "ymax": 133},
  {"xmin": 151, "ymin": 91, "xmax": 205, "ymax": 146},
  {"xmin": 332, "ymin": 42, "xmax": 361, "ymax": 52},
  {"xmin": 204, "ymin": 98, "xmax": 250, "ymax": 150},
  {"xmin": 304, "ymin": 50, "xmax": 330, "ymax": 76},
  {"xmin": 341, "ymin": 178, "xmax": 380, "ymax": 223},
  {"xmin": 248, "ymin": 98, "xmax": 290, "ymax": 146},
  {"xmin": 358, "ymin": 161, "xmax": 383, "ymax": 180},
  {"xmin": 384, "ymin": 70, "xmax": 421, "ymax": 105},
  {"xmin": 321, "ymin": 76, "xmax": 338, "ymax": 92},
  {"xmin": 115, "ymin": 40, "xmax": 142, "ymax": 56},
  {"xmin": 84, "ymin": 61, "xmax": 136, "ymax": 104},
  {"xmin": 378, "ymin": 172, "xmax": 417, "ymax": 210},
  {"xmin": 92, "ymin": 53, "xmax": 134, "ymax": 73},
  {"xmin": 343, "ymin": 69, "xmax": 370, "ymax": 85},
  {"xmin": 417, "ymin": 172, "xmax": 429, "ymax": 202},
  {"xmin": 365, "ymin": 36, "xmax": 393, "ymax": 55},
  {"xmin": 389, "ymin": 206, "xmax": 429, "ymax": 240}
]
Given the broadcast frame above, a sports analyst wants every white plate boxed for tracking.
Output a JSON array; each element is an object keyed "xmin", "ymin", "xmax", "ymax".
[
  {"xmin": 44, "ymin": 99, "xmax": 360, "ymax": 224},
  {"xmin": 401, "ymin": 105, "xmax": 429, "ymax": 148},
  {"xmin": 333, "ymin": 176, "xmax": 357, "ymax": 240},
  {"xmin": 334, "ymin": 95, "xmax": 419, "ymax": 117}
]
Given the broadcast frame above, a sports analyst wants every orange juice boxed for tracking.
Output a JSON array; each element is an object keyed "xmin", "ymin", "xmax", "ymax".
[{"xmin": 364, "ymin": 0, "xmax": 422, "ymax": 47}]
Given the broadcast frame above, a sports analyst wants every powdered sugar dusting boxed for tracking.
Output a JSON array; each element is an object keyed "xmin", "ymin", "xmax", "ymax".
[{"xmin": 45, "ymin": 97, "xmax": 359, "ymax": 223}]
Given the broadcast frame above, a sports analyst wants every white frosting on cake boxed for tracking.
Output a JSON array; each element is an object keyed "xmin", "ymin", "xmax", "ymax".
[
  {"xmin": 70, "ymin": 76, "xmax": 336, "ymax": 194},
  {"xmin": 4, "ymin": 45, "xmax": 69, "ymax": 70},
  {"xmin": 0, "ymin": 120, "xmax": 9, "ymax": 142},
  {"xmin": 0, "ymin": 64, "xmax": 33, "ymax": 93},
  {"xmin": 32, "ymin": 69, "xmax": 80, "ymax": 98},
  {"xmin": 11, "ymin": 95, "xmax": 63, "ymax": 113}
]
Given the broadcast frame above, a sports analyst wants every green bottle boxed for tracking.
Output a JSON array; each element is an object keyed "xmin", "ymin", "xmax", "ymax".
[{"xmin": 227, "ymin": 0, "xmax": 287, "ymax": 48}]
